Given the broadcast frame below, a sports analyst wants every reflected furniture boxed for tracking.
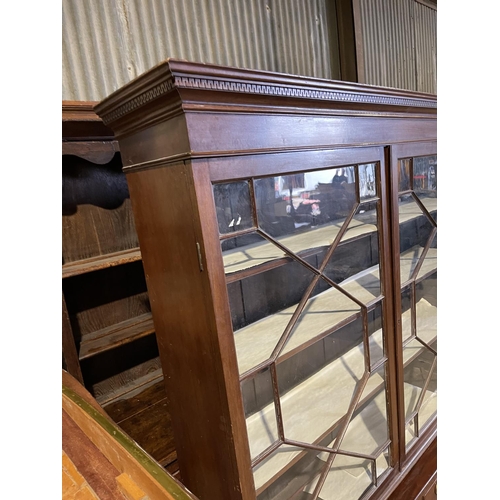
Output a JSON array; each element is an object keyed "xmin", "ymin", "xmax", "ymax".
[{"xmin": 95, "ymin": 59, "xmax": 437, "ymax": 500}]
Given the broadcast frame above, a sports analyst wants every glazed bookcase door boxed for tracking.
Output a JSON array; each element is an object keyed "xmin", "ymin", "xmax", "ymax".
[
  {"xmin": 390, "ymin": 143, "xmax": 437, "ymax": 463},
  {"xmin": 211, "ymin": 150, "xmax": 398, "ymax": 499}
]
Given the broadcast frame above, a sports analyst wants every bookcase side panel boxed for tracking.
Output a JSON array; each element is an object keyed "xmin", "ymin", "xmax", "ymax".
[{"xmin": 125, "ymin": 161, "xmax": 252, "ymax": 500}]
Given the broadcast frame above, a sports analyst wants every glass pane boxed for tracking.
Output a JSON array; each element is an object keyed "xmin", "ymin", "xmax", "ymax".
[
  {"xmin": 279, "ymin": 278, "xmax": 362, "ymax": 362},
  {"xmin": 241, "ymin": 367, "xmax": 279, "ymax": 460},
  {"xmin": 256, "ymin": 167, "xmax": 356, "ymax": 237},
  {"xmin": 342, "ymin": 369, "xmax": 389, "ymax": 457},
  {"xmin": 213, "ymin": 180, "xmax": 254, "ymax": 235},
  {"xmin": 277, "ymin": 312, "xmax": 365, "ymax": 444},
  {"xmin": 230, "ymin": 255, "xmax": 319, "ymax": 375},
  {"xmin": 403, "ymin": 342, "xmax": 436, "ymax": 420},
  {"xmin": 324, "ymin": 204, "xmax": 381, "ymax": 305},
  {"xmin": 416, "ymin": 273, "xmax": 437, "ymax": 345},
  {"xmin": 399, "ymin": 198, "xmax": 434, "ymax": 284},
  {"xmin": 222, "ymin": 231, "xmax": 270, "ymax": 271},
  {"xmin": 405, "ymin": 418, "xmax": 417, "ymax": 450},
  {"xmin": 301, "ymin": 454, "xmax": 374, "ymax": 500},
  {"xmin": 401, "ymin": 286, "xmax": 413, "ymax": 343},
  {"xmin": 254, "ymin": 444, "xmax": 326, "ymax": 499},
  {"xmin": 399, "ymin": 159, "xmax": 411, "ymax": 192},
  {"xmin": 376, "ymin": 447, "xmax": 390, "ymax": 479},
  {"xmin": 368, "ymin": 303, "xmax": 384, "ymax": 368},
  {"xmin": 359, "ymin": 163, "xmax": 378, "ymax": 200},
  {"xmin": 413, "ymin": 155, "xmax": 437, "ymax": 196}
]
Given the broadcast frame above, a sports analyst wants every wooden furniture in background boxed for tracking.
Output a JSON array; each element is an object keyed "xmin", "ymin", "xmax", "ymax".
[
  {"xmin": 95, "ymin": 60, "xmax": 437, "ymax": 500},
  {"xmin": 62, "ymin": 370, "xmax": 197, "ymax": 500},
  {"xmin": 62, "ymin": 102, "xmax": 178, "ymax": 474}
]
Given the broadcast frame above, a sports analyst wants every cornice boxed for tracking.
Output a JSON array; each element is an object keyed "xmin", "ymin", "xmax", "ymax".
[{"xmin": 94, "ymin": 59, "xmax": 437, "ymax": 131}]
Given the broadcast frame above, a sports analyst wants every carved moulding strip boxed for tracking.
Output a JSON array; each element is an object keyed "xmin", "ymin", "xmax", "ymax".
[{"xmin": 98, "ymin": 66, "xmax": 437, "ymax": 128}]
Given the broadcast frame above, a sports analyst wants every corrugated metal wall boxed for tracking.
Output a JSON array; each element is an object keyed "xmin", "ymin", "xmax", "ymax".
[
  {"xmin": 358, "ymin": 0, "xmax": 436, "ymax": 94},
  {"xmin": 62, "ymin": 0, "xmax": 336, "ymax": 101}
]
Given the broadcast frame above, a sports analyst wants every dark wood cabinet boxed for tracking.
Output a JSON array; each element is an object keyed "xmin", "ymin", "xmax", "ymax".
[
  {"xmin": 95, "ymin": 59, "xmax": 437, "ymax": 500},
  {"xmin": 62, "ymin": 102, "xmax": 179, "ymax": 474}
]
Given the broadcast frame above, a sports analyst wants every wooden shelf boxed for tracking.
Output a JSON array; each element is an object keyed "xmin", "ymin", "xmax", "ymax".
[
  {"xmin": 94, "ymin": 357, "xmax": 163, "ymax": 407},
  {"xmin": 222, "ymin": 198, "xmax": 437, "ymax": 279},
  {"xmin": 105, "ymin": 379, "xmax": 177, "ymax": 469},
  {"xmin": 62, "ymin": 247, "xmax": 142, "ymax": 278},
  {"xmin": 79, "ymin": 313, "xmax": 155, "ymax": 360},
  {"xmin": 249, "ymin": 298, "xmax": 437, "ymax": 493},
  {"xmin": 234, "ymin": 245, "xmax": 437, "ymax": 376}
]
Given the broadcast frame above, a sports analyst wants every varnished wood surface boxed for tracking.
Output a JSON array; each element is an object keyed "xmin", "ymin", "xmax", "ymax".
[
  {"xmin": 62, "ymin": 371, "xmax": 197, "ymax": 500},
  {"xmin": 62, "ymin": 294, "xmax": 84, "ymax": 383},
  {"xmin": 94, "ymin": 60, "xmax": 437, "ymax": 499},
  {"xmin": 125, "ymin": 161, "xmax": 254, "ymax": 499},
  {"xmin": 79, "ymin": 312, "xmax": 154, "ymax": 360},
  {"xmin": 63, "ymin": 101, "xmax": 114, "ymax": 141},
  {"xmin": 105, "ymin": 379, "xmax": 178, "ymax": 471},
  {"xmin": 63, "ymin": 409, "xmax": 126, "ymax": 500},
  {"xmin": 388, "ymin": 438, "xmax": 437, "ymax": 500},
  {"xmin": 62, "ymin": 247, "xmax": 142, "ymax": 279}
]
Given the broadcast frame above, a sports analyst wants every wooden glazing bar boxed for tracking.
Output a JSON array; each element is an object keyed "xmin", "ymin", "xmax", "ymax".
[
  {"xmin": 411, "ymin": 192, "xmax": 437, "ymax": 228},
  {"xmin": 362, "ymin": 307, "xmax": 371, "ymax": 372},
  {"xmin": 415, "ymin": 337, "xmax": 437, "ymax": 357},
  {"xmin": 311, "ymin": 372, "xmax": 371, "ymax": 499},
  {"xmin": 224, "ymin": 231, "xmax": 378, "ymax": 284},
  {"xmin": 269, "ymin": 273, "xmax": 322, "ymax": 361},
  {"xmin": 284, "ymin": 439, "xmax": 377, "ymax": 461},
  {"xmin": 234, "ymin": 247, "xmax": 434, "ymax": 378},
  {"xmin": 270, "ymin": 362, "xmax": 285, "ymax": 441},
  {"xmin": 219, "ymin": 227, "xmax": 257, "ymax": 241},
  {"xmin": 251, "ymin": 439, "xmax": 283, "ymax": 469}
]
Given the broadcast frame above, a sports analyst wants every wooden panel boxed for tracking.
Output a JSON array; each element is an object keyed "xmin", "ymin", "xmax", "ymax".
[
  {"xmin": 62, "ymin": 154, "xmax": 138, "ymax": 263},
  {"xmin": 63, "ymin": 247, "xmax": 142, "ymax": 279},
  {"xmin": 125, "ymin": 161, "xmax": 254, "ymax": 499},
  {"xmin": 62, "ymin": 293, "xmax": 83, "ymax": 383},
  {"xmin": 387, "ymin": 438, "xmax": 437, "ymax": 500},
  {"xmin": 79, "ymin": 313, "xmax": 154, "ymax": 360},
  {"xmin": 87, "ymin": 352, "xmax": 162, "ymax": 405},
  {"xmin": 186, "ymin": 113, "xmax": 436, "ymax": 158},
  {"xmin": 63, "ymin": 261, "xmax": 149, "ymax": 338},
  {"xmin": 117, "ymin": 397, "xmax": 177, "ymax": 466}
]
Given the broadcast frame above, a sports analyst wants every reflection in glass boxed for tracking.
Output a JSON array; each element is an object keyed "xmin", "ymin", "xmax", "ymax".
[
  {"xmin": 255, "ymin": 166, "xmax": 356, "ymax": 238},
  {"xmin": 413, "ymin": 155, "xmax": 437, "ymax": 195},
  {"xmin": 213, "ymin": 181, "xmax": 254, "ymax": 235},
  {"xmin": 399, "ymin": 159, "xmax": 411, "ymax": 192},
  {"xmin": 359, "ymin": 163, "xmax": 378, "ymax": 200}
]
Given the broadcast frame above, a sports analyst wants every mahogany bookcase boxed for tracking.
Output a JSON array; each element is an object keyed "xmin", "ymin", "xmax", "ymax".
[{"xmin": 95, "ymin": 59, "xmax": 437, "ymax": 500}]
